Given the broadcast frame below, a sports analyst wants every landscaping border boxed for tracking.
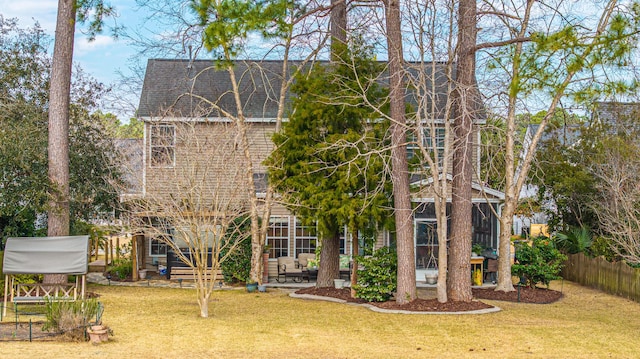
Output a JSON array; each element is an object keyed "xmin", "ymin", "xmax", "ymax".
[{"xmin": 289, "ymin": 292, "xmax": 501, "ymax": 315}]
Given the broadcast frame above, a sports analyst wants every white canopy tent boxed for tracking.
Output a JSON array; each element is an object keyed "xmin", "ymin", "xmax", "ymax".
[{"xmin": 3, "ymin": 236, "xmax": 89, "ymax": 317}]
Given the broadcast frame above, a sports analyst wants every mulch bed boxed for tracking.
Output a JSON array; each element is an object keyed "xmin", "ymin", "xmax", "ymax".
[
  {"xmin": 472, "ymin": 286, "xmax": 563, "ymax": 304},
  {"xmin": 296, "ymin": 285, "xmax": 562, "ymax": 312}
]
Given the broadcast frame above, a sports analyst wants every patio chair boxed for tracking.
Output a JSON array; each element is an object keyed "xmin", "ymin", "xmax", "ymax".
[
  {"xmin": 276, "ymin": 256, "xmax": 307, "ymax": 283},
  {"xmin": 484, "ymin": 258, "xmax": 498, "ymax": 284},
  {"xmin": 297, "ymin": 253, "xmax": 316, "ymax": 271}
]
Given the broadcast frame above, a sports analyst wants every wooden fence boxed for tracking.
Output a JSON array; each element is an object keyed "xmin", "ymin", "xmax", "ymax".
[{"xmin": 562, "ymin": 253, "xmax": 640, "ymax": 303}]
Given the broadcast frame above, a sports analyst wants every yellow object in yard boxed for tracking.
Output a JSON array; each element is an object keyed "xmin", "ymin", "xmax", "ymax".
[
  {"xmin": 473, "ymin": 268, "xmax": 483, "ymax": 286},
  {"xmin": 530, "ymin": 224, "xmax": 549, "ymax": 238}
]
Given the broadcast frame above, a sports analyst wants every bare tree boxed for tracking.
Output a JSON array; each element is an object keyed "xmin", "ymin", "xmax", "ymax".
[
  {"xmin": 130, "ymin": 122, "xmax": 250, "ymax": 318},
  {"xmin": 590, "ymin": 129, "xmax": 640, "ymax": 265}
]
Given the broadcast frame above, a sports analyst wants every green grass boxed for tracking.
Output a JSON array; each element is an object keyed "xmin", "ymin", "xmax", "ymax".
[{"xmin": 2, "ymin": 280, "xmax": 640, "ymax": 358}]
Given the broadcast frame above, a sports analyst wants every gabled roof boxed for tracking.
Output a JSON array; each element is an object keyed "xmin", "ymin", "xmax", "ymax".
[
  {"xmin": 137, "ymin": 59, "xmax": 292, "ymax": 119},
  {"xmin": 137, "ymin": 59, "xmax": 459, "ymax": 121},
  {"xmin": 593, "ymin": 101, "xmax": 640, "ymax": 123},
  {"xmin": 410, "ymin": 173, "xmax": 505, "ymax": 202}
]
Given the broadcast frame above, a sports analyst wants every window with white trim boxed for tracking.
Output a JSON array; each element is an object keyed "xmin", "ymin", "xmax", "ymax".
[
  {"xmin": 407, "ymin": 127, "xmax": 446, "ymax": 166},
  {"xmin": 294, "ymin": 218, "xmax": 317, "ymax": 257},
  {"xmin": 149, "ymin": 235, "xmax": 169, "ymax": 257},
  {"xmin": 150, "ymin": 124, "xmax": 176, "ymax": 167},
  {"xmin": 339, "ymin": 226, "xmax": 348, "ymax": 255},
  {"xmin": 266, "ymin": 216, "xmax": 290, "ymax": 258}
]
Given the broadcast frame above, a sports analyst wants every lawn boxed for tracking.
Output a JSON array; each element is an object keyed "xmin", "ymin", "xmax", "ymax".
[{"xmin": 1, "ymin": 280, "xmax": 639, "ymax": 358}]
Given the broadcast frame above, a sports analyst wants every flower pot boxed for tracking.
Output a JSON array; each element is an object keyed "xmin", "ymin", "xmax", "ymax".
[
  {"xmin": 87, "ymin": 325, "xmax": 109, "ymax": 344},
  {"xmin": 139, "ymin": 269, "xmax": 148, "ymax": 280},
  {"xmin": 258, "ymin": 284, "xmax": 267, "ymax": 292},
  {"xmin": 334, "ymin": 279, "xmax": 345, "ymax": 289},
  {"xmin": 246, "ymin": 282, "xmax": 258, "ymax": 293},
  {"xmin": 425, "ymin": 273, "xmax": 438, "ymax": 285}
]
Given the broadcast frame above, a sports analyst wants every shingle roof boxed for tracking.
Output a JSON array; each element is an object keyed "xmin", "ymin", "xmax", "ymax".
[
  {"xmin": 593, "ymin": 101, "xmax": 640, "ymax": 125},
  {"xmin": 137, "ymin": 59, "xmax": 291, "ymax": 119},
  {"xmin": 137, "ymin": 59, "xmax": 456, "ymax": 120}
]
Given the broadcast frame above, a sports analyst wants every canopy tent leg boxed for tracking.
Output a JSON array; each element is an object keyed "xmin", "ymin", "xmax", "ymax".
[{"xmin": 3, "ymin": 274, "xmax": 9, "ymax": 319}]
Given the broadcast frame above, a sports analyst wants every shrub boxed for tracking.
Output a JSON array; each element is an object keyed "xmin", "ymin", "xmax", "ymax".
[
  {"xmin": 554, "ymin": 227, "xmax": 593, "ymax": 254},
  {"xmin": 512, "ymin": 237, "xmax": 567, "ymax": 288},
  {"xmin": 43, "ymin": 298, "xmax": 102, "ymax": 340},
  {"xmin": 353, "ymin": 247, "xmax": 397, "ymax": 302},
  {"xmin": 107, "ymin": 257, "xmax": 133, "ymax": 280},
  {"xmin": 220, "ymin": 216, "xmax": 252, "ymax": 283}
]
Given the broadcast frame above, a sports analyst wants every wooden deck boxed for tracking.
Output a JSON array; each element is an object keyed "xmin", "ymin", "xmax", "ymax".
[{"xmin": 88, "ymin": 259, "xmax": 110, "ymax": 272}]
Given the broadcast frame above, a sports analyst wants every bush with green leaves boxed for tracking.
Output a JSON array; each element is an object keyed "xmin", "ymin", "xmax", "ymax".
[
  {"xmin": 554, "ymin": 227, "xmax": 593, "ymax": 255},
  {"xmin": 43, "ymin": 298, "xmax": 102, "ymax": 339},
  {"xmin": 107, "ymin": 257, "xmax": 133, "ymax": 280},
  {"xmin": 512, "ymin": 237, "xmax": 567, "ymax": 288},
  {"xmin": 353, "ymin": 247, "xmax": 397, "ymax": 302},
  {"xmin": 220, "ymin": 216, "xmax": 252, "ymax": 283}
]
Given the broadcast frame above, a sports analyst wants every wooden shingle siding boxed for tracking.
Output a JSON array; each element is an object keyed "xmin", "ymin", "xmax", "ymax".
[{"xmin": 144, "ymin": 121, "xmax": 272, "ymax": 205}]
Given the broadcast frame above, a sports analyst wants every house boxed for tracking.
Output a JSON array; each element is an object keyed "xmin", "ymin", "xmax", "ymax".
[{"xmin": 136, "ymin": 58, "xmax": 505, "ymax": 281}]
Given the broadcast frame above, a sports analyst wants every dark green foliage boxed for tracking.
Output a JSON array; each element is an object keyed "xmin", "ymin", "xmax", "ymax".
[
  {"xmin": 353, "ymin": 247, "xmax": 397, "ymax": 302},
  {"xmin": 193, "ymin": 0, "xmax": 294, "ymax": 59},
  {"xmin": 0, "ymin": 19, "xmax": 123, "ymax": 241},
  {"xmin": 220, "ymin": 216, "xmax": 252, "ymax": 283},
  {"xmin": 554, "ymin": 227, "xmax": 593, "ymax": 255},
  {"xmin": 512, "ymin": 237, "xmax": 567, "ymax": 288},
  {"xmin": 266, "ymin": 42, "xmax": 392, "ymax": 239},
  {"xmin": 590, "ymin": 236, "xmax": 620, "ymax": 262}
]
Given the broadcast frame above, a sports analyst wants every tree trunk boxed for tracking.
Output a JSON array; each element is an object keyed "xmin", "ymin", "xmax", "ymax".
[
  {"xmin": 316, "ymin": 230, "xmax": 340, "ymax": 287},
  {"xmin": 447, "ymin": 0, "xmax": 476, "ymax": 302},
  {"xmin": 385, "ymin": 0, "xmax": 416, "ymax": 305},
  {"xmin": 496, "ymin": 202, "xmax": 516, "ymax": 292},
  {"xmin": 436, "ymin": 198, "xmax": 448, "ymax": 303},
  {"xmin": 197, "ymin": 284, "xmax": 210, "ymax": 318},
  {"xmin": 330, "ymin": 0, "xmax": 347, "ymax": 55},
  {"xmin": 45, "ymin": 0, "xmax": 76, "ymax": 285}
]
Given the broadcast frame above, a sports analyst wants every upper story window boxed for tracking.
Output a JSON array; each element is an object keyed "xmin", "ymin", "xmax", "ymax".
[
  {"xmin": 150, "ymin": 125, "xmax": 176, "ymax": 167},
  {"xmin": 407, "ymin": 127, "xmax": 446, "ymax": 167}
]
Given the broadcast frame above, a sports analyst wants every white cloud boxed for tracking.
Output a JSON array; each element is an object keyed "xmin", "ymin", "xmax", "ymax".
[
  {"xmin": 0, "ymin": 0, "xmax": 58, "ymax": 31},
  {"xmin": 74, "ymin": 34, "xmax": 115, "ymax": 55}
]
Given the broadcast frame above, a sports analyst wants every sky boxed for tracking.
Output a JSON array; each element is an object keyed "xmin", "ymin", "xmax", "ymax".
[{"xmin": 0, "ymin": 0, "xmax": 147, "ymax": 120}]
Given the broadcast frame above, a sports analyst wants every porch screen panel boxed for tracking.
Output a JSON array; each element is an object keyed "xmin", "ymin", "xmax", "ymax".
[
  {"xmin": 416, "ymin": 220, "xmax": 438, "ymax": 269},
  {"xmin": 472, "ymin": 203, "xmax": 493, "ymax": 250}
]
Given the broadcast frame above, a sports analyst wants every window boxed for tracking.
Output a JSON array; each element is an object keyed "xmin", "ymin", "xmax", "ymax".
[
  {"xmin": 294, "ymin": 218, "xmax": 317, "ymax": 257},
  {"xmin": 339, "ymin": 227, "xmax": 347, "ymax": 255},
  {"xmin": 425, "ymin": 127, "xmax": 446, "ymax": 166},
  {"xmin": 267, "ymin": 216, "xmax": 290, "ymax": 258},
  {"xmin": 407, "ymin": 127, "xmax": 446, "ymax": 167},
  {"xmin": 149, "ymin": 236, "xmax": 168, "ymax": 257},
  {"xmin": 150, "ymin": 125, "xmax": 175, "ymax": 167}
]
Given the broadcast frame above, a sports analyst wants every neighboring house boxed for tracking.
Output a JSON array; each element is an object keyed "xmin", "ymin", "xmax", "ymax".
[
  {"xmin": 515, "ymin": 101, "xmax": 640, "ymax": 236},
  {"xmin": 136, "ymin": 58, "xmax": 504, "ymax": 281},
  {"xmin": 514, "ymin": 123, "xmax": 581, "ymax": 236}
]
